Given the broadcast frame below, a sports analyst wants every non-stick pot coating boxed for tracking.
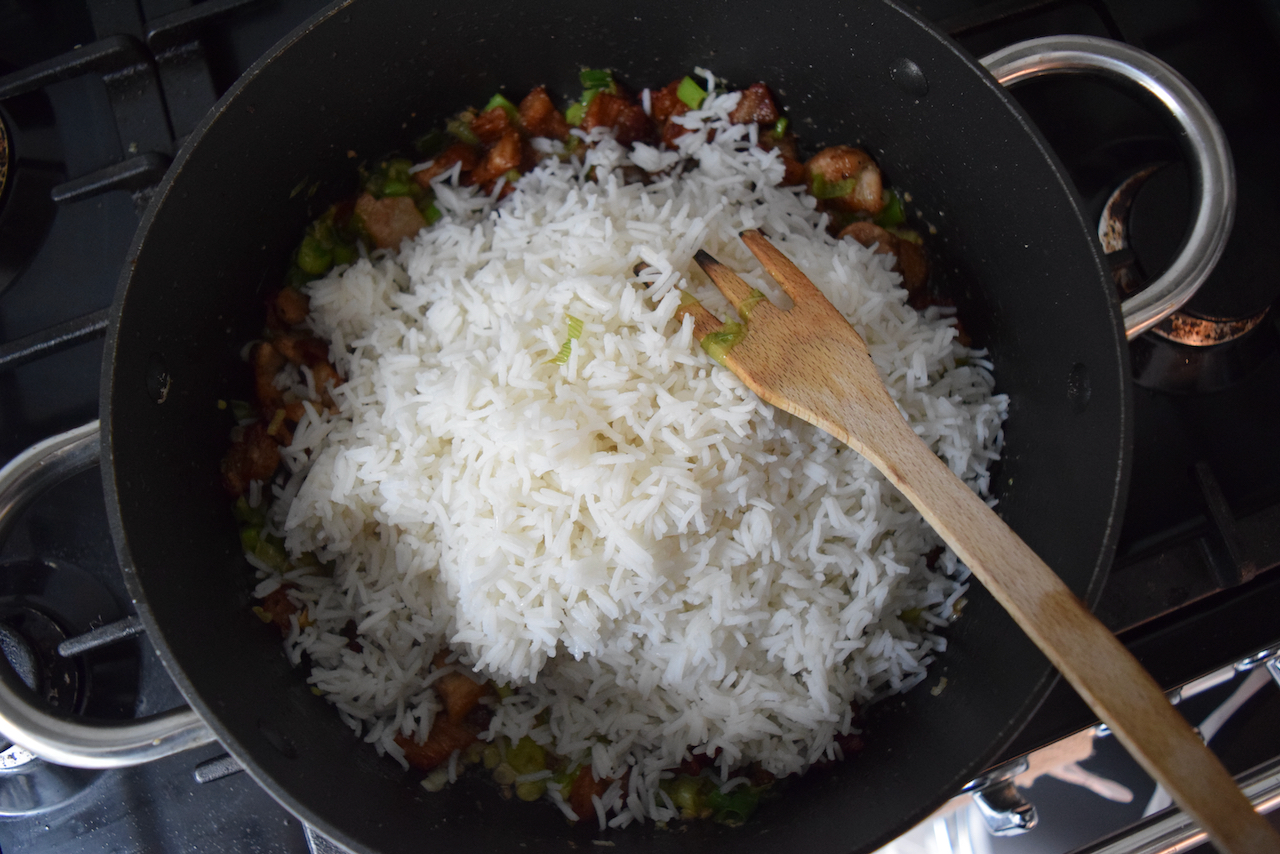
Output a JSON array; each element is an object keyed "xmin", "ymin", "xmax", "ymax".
[{"xmin": 103, "ymin": 1, "xmax": 1130, "ymax": 852}]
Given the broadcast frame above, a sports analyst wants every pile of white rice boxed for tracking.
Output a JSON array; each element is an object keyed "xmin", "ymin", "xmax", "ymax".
[{"xmin": 252, "ymin": 76, "xmax": 1008, "ymax": 826}]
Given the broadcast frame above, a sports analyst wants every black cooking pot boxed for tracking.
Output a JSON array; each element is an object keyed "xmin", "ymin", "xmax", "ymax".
[{"xmin": 0, "ymin": 1, "xmax": 1234, "ymax": 852}]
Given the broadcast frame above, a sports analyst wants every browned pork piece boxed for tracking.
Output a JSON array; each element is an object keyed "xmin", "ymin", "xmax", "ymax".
[
  {"xmin": 838, "ymin": 221, "xmax": 930, "ymax": 303},
  {"xmin": 518, "ymin": 85, "xmax": 571, "ymax": 141},
  {"xmin": 806, "ymin": 144, "xmax": 884, "ymax": 214},
  {"xmin": 353, "ymin": 192, "xmax": 427, "ymax": 249}
]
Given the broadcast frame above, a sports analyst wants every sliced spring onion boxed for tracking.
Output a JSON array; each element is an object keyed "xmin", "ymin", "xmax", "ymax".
[
  {"xmin": 886, "ymin": 226, "xmax": 923, "ymax": 245},
  {"xmin": 706, "ymin": 784, "xmax": 761, "ymax": 825},
  {"xmin": 662, "ymin": 775, "xmax": 709, "ymax": 815},
  {"xmin": 446, "ymin": 116, "xmax": 479, "ymax": 146},
  {"xmin": 677, "ymin": 75, "xmax": 707, "ymax": 109},
  {"xmin": 483, "ymin": 92, "xmax": 519, "ymax": 122},
  {"xmin": 874, "ymin": 189, "xmax": 906, "ymax": 228},
  {"xmin": 810, "ymin": 172, "xmax": 856, "ymax": 200},
  {"xmin": 506, "ymin": 736, "xmax": 547, "ymax": 776},
  {"xmin": 899, "ymin": 607, "xmax": 925, "ymax": 626},
  {"xmin": 239, "ymin": 526, "xmax": 261, "ymax": 554},
  {"xmin": 413, "ymin": 127, "xmax": 448, "ymax": 157},
  {"xmin": 422, "ymin": 202, "xmax": 442, "ymax": 226},
  {"xmin": 330, "ymin": 240, "xmax": 357, "ymax": 266},
  {"xmin": 578, "ymin": 68, "xmax": 615, "ymax": 91},
  {"xmin": 737, "ymin": 289, "xmax": 767, "ymax": 323},
  {"xmin": 502, "ymin": 168, "xmax": 522, "ymax": 185},
  {"xmin": 564, "ymin": 101, "xmax": 586, "ymax": 127},
  {"xmin": 549, "ymin": 314, "xmax": 584, "ymax": 364},
  {"xmin": 774, "ymin": 116, "xmax": 789, "ymax": 136},
  {"xmin": 700, "ymin": 321, "xmax": 745, "ymax": 367},
  {"xmin": 296, "ymin": 233, "xmax": 333, "ymax": 275}
]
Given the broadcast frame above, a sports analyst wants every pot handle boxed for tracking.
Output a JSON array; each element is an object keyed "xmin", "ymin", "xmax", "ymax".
[
  {"xmin": 979, "ymin": 35, "xmax": 1235, "ymax": 340},
  {"xmin": 0, "ymin": 421, "xmax": 217, "ymax": 768}
]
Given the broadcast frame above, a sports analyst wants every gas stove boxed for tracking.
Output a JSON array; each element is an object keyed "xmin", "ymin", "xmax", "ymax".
[{"xmin": 0, "ymin": 2, "xmax": 1277, "ymax": 853}]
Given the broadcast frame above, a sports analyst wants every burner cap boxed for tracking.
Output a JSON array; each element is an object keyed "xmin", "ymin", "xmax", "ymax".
[{"xmin": 1130, "ymin": 159, "xmax": 1280, "ymax": 322}]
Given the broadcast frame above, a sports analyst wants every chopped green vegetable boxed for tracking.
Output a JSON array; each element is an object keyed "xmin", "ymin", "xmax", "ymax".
[
  {"xmin": 774, "ymin": 117, "xmax": 789, "ymax": 136},
  {"xmin": 660, "ymin": 775, "xmax": 709, "ymax": 817},
  {"xmin": 874, "ymin": 189, "xmax": 906, "ymax": 228},
  {"xmin": 506, "ymin": 736, "xmax": 546, "ymax": 775},
  {"xmin": 413, "ymin": 128, "xmax": 448, "ymax": 157},
  {"xmin": 483, "ymin": 92, "xmax": 520, "ymax": 122},
  {"xmin": 447, "ymin": 115, "xmax": 480, "ymax": 146},
  {"xmin": 502, "ymin": 168, "xmax": 521, "ymax": 185},
  {"xmin": 246, "ymin": 530, "xmax": 288, "ymax": 572},
  {"xmin": 677, "ymin": 76, "xmax": 707, "ymax": 109},
  {"xmin": 706, "ymin": 784, "xmax": 761, "ymax": 825},
  {"xmin": 579, "ymin": 68, "xmax": 615, "ymax": 91},
  {"xmin": 700, "ymin": 321, "xmax": 746, "ymax": 367},
  {"xmin": 564, "ymin": 101, "xmax": 586, "ymax": 126},
  {"xmin": 549, "ymin": 314, "xmax": 584, "ymax": 364},
  {"xmin": 239, "ymin": 526, "xmax": 261, "ymax": 554},
  {"xmin": 364, "ymin": 158, "xmax": 418, "ymax": 199},
  {"xmin": 899, "ymin": 607, "xmax": 925, "ymax": 626},
  {"xmin": 422, "ymin": 202, "xmax": 442, "ymax": 226},
  {"xmin": 886, "ymin": 226, "xmax": 922, "ymax": 245},
  {"xmin": 330, "ymin": 241, "xmax": 357, "ymax": 266},
  {"xmin": 810, "ymin": 172, "xmax": 856, "ymax": 200},
  {"xmin": 516, "ymin": 780, "xmax": 547, "ymax": 802},
  {"xmin": 296, "ymin": 233, "xmax": 333, "ymax": 275},
  {"xmin": 737, "ymin": 289, "xmax": 767, "ymax": 323},
  {"xmin": 481, "ymin": 743, "xmax": 502, "ymax": 769},
  {"xmin": 232, "ymin": 495, "xmax": 266, "ymax": 526}
]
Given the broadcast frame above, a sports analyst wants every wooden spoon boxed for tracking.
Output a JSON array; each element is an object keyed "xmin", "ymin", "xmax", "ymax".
[{"xmin": 674, "ymin": 229, "xmax": 1280, "ymax": 854}]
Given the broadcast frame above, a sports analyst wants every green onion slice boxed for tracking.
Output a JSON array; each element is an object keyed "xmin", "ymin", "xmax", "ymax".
[
  {"xmin": 811, "ymin": 172, "xmax": 856, "ymax": 200},
  {"xmin": 700, "ymin": 321, "xmax": 745, "ymax": 367},
  {"xmin": 737, "ymin": 289, "xmax": 767, "ymax": 323},
  {"xmin": 677, "ymin": 76, "xmax": 707, "ymax": 109},
  {"xmin": 484, "ymin": 92, "xmax": 519, "ymax": 122},
  {"xmin": 565, "ymin": 101, "xmax": 586, "ymax": 127},
  {"xmin": 773, "ymin": 116, "xmax": 789, "ymax": 136},
  {"xmin": 578, "ymin": 68, "xmax": 615, "ymax": 91},
  {"xmin": 874, "ymin": 189, "xmax": 906, "ymax": 228},
  {"xmin": 446, "ymin": 116, "xmax": 480, "ymax": 146},
  {"xmin": 549, "ymin": 315, "xmax": 585, "ymax": 364}
]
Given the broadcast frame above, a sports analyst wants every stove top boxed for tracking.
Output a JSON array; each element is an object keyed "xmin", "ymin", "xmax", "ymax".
[{"xmin": 0, "ymin": 1, "xmax": 1277, "ymax": 853}]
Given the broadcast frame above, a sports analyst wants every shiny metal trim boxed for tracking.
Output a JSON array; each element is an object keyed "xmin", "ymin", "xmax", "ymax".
[
  {"xmin": 981, "ymin": 35, "xmax": 1236, "ymax": 340},
  {"xmin": 963, "ymin": 756, "xmax": 1038, "ymax": 835},
  {"xmin": 0, "ymin": 421, "xmax": 217, "ymax": 768},
  {"xmin": 1072, "ymin": 756, "xmax": 1280, "ymax": 854},
  {"xmin": 304, "ymin": 824, "xmax": 358, "ymax": 854}
]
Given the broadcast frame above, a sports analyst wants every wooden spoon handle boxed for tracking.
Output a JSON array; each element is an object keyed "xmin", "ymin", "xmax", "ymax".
[{"xmin": 871, "ymin": 419, "xmax": 1280, "ymax": 854}]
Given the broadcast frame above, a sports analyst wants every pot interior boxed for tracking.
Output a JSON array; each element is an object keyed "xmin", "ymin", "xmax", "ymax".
[{"xmin": 103, "ymin": 1, "xmax": 1128, "ymax": 852}]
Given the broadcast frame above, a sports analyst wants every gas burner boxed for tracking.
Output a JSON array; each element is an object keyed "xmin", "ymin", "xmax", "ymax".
[
  {"xmin": 0, "ymin": 560, "xmax": 119, "ymax": 816},
  {"xmin": 0, "ymin": 82, "xmax": 61, "ymax": 298},
  {"xmin": 0, "ymin": 604, "xmax": 84, "ymax": 716},
  {"xmin": 1099, "ymin": 159, "xmax": 1280, "ymax": 392}
]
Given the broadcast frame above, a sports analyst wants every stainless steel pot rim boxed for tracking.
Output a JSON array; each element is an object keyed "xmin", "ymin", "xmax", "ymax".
[{"xmin": 979, "ymin": 35, "xmax": 1236, "ymax": 341}]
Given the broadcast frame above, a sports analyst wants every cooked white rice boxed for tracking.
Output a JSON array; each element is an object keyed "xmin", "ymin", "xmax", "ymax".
[{"xmin": 257, "ymin": 80, "xmax": 1008, "ymax": 824}]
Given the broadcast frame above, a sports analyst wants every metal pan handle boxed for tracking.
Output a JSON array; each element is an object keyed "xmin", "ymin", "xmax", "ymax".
[
  {"xmin": 0, "ymin": 421, "xmax": 216, "ymax": 768},
  {"xmin": 980, "ymin": 35, "xmax": 1235, "ymax": 340}
]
